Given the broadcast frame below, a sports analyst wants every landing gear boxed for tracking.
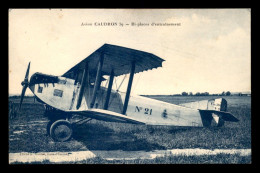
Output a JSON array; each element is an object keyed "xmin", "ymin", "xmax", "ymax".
[
  {"xmin": 44, "ymin": 106, "xmax": 73, "ymax": 142},
  {"xmin": 49, "ymin": 120, "xmax": 73, "ymax": 142},
  {"xmin": 44, "ymin": 105, "xmax": 93, "ymax": 142}
]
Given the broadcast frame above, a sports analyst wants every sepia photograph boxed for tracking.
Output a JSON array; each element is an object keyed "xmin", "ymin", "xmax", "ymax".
[{"xmin": 8, "ymin": 8, "xmax": 251, "ymax": 164}]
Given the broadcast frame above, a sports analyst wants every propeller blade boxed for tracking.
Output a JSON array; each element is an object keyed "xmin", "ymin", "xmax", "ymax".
[
  {"xmin": 19, "ymin": 85, "xmax": 27, "ymax": 110},
  {"xmin": 19, "ymin": 62, "xmax": 31, "ymax": 110},
  {"xmin": 25, "ymin": 62, "xmax": 31, "ymax": 80}
]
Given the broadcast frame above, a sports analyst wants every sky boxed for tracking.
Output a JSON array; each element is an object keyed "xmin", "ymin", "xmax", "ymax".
[{"xmin": 9, "ymin": 9, "xmax": 251, "ymax": 96}]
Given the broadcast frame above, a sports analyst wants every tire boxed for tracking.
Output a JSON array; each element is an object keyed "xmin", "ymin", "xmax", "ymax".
[
  {"xmin": 46, "ymin": 120, "xmax": 55, "ymax": 136},
  {"xmin": 50, "ymin": 120, "xmax": 73, "ymax": 142}
]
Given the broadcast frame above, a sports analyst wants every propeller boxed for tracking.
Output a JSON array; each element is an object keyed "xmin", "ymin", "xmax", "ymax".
[{"xmin": 19, "ymin": 62, "xmax": 30, "ymax": 110}]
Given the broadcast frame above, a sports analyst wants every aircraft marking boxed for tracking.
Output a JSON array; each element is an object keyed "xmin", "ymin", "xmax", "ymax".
[{"xmin": 135, "ymin": 106, "xmax": 152, "ymax": 115}]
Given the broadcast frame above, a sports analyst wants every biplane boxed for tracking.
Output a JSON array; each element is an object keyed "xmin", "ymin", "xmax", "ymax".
[{"xmin": 19, "ymin": 44, "xmax": 239, "ymax": 142}]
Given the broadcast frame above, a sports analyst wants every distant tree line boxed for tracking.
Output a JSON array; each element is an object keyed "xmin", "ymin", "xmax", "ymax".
[{"xmin": 181, "ymin": 91, "xmax": 231, "ymax": 96}]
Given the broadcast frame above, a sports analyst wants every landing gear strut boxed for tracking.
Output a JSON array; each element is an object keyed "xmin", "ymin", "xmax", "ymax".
[{"xmin": 44, "ymin": 105, "xmax": 93, "ymax": 142}]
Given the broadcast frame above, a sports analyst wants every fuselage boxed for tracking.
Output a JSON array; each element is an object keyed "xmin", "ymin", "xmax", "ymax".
[{"xmin": 28, "ymin": 72, "xmax": 204, "ymax": 127}]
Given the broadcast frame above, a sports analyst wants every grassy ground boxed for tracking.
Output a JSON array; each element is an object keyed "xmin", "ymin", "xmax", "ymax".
[{"xmin": 8, "ymin": 96, "xmax": 251, "ymax": 163}]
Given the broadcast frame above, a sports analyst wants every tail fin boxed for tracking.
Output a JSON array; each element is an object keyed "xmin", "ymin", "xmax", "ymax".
[{"xmin": 207, "ymin": 98, "xmax": 227, "ymax": 111}]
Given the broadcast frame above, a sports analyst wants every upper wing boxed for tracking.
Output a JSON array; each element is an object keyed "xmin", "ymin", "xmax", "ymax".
[
  {"xmin": 62, "ymin": 44, "xmax": 165, "ymax": 79},
  {"xmin": 67, "ymin": 108, "xmax": 145, "ymax": 125}
]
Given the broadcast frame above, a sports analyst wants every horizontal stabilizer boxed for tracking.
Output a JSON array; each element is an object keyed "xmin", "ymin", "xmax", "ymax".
[{"xmin": 200, "ymin": 110, "xmax": 239, "ymax": 122}]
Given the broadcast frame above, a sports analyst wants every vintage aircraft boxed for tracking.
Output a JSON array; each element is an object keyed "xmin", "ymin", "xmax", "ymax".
[{"xmin": 19, "ymin": 44, "xmax": 239, "ymax": 142}]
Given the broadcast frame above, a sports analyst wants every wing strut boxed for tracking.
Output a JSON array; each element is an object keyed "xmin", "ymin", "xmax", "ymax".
[
  {"xmin": 122, "ymin": 61, "xmax": 135, "ymax": 115},
  {"xmin": 76, "ymin": 62, "xmax": 89, "ymax": 109},
  {"xmin": 103, "ymin": 69, "xmax": 114, "ymax": 110},
  {"xmin": 90, "ymin": 53, "xmax": 104, "ymax": 108}
]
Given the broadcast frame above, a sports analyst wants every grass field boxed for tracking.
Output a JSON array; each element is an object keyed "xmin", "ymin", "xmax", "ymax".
[{"xmin": 8, "ymin": 95, "xmax": 251, "ymax": 164}]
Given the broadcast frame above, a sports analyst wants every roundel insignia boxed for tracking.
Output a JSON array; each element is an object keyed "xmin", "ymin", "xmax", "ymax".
[{"xmin": 162, "ymin": 109, "xmax": 168, "ymax": 119}]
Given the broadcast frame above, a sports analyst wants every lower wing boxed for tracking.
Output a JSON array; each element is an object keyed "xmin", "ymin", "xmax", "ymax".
[{"xmin": 67, "ymin": 109, "xmax": 145, "ymax": 125}]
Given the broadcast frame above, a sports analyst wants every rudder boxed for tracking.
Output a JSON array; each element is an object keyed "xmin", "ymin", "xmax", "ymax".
[{"xmin": 207, "ymin": 98, "xmax": 227, "ymax": 111}]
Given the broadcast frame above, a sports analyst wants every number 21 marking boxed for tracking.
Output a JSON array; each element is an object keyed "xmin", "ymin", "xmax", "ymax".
[
  {"xmin": 144, "ymin": 108, "xmax": 152, "ymax": 115},
  {"xmin": 135, "ymin": 106, "xmax": 152, "ymax": 115}
]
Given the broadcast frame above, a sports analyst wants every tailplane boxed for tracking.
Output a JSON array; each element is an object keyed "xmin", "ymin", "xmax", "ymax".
[
  {"xmin": 180, "ymin": 98, "xmax": 238, "ymax": 127},
  {"xmin": 199, "ymin": 110, "xmax": 239, "ymax": 127}
]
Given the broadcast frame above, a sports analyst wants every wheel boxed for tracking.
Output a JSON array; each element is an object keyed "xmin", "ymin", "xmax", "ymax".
[{"xmin": 50, "ymin": 120, "xmax": 73, "ymax": 142}]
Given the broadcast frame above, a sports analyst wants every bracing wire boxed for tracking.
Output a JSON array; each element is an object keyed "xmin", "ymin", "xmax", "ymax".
[
  {"xmin": 116, "ymin": 65, "xmax": 131, "ymax": 92},
  {"xmin": 108, "ymin": 74, "xmax": 128, "ymax": 108},
  {"xmin": 132, "ymin": 73, "xmax": 142, "ymax": 95},
  {"xmin": 114, "ymin": 78, "xmax": 118, "ymax": 90},
  {"xmin": 108, "ymin": 65, "xmax": 131, "ymax": 108},
  {"xmin": 116, "ymin": 74, "xmax": 128, "ymax": 92}
]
